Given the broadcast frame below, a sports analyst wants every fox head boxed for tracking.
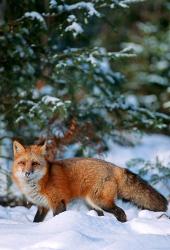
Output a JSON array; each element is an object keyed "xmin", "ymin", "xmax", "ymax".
[{"xmin": 13, "ymin": 141, "xmax": 48, "ymax": 181}]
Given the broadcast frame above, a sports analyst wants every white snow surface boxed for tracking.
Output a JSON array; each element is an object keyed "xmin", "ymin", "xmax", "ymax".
[{"xmin": 0, "ymin": 134, "xmax": 170, "ymax": 250}]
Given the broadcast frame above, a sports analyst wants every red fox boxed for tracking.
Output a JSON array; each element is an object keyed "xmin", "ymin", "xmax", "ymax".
[{"xmin": 12, "ymin": 140, "xmax": 168, "ymax": 223}]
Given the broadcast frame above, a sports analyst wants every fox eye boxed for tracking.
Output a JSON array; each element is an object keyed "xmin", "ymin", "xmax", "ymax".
[
  {"xmin": 32, "ymin": 161, "xmax": 40, "ymax": 167},
  {"xmin": 18, "ymin": 161, "xmax": 25, "ymax": 165}
]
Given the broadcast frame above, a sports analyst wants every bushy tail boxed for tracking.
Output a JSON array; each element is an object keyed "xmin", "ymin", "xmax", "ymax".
[{"xmin": 117, "ymin": 169, "xmax": 168, "ymax": 211}]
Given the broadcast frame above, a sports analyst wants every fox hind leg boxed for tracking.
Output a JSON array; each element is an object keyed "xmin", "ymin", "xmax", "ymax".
[
  {"xmin": 33, "ymin": 206, "xmax": 49, "ymax": 223},
  {"xmin": 87, "ymin": 196, "xmax": 126, "ymax": 222},
  {"xmin": 88, "ymin": 181, "xmax": 127, "ymax": 222},
  {"xmin": 102, "ymin": 204, "xmax": 127, "ymax": 222},
  {"xmin": 86, "ymin": 200, "xmax": 104, "ymax": 216},
  {"xmin": 52, "ymin": 199, "xmax": 66, "ymax": 217}
]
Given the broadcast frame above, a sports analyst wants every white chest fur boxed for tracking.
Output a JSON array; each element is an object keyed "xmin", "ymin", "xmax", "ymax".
[{"xmin": 20, "ymin": 179, "xmax": 49, "ymax": 208}]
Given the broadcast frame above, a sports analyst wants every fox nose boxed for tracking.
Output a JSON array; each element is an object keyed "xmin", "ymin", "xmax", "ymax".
[{"xmin": 25, "ymin": 172, "xmax": 31, "ymax": 177}]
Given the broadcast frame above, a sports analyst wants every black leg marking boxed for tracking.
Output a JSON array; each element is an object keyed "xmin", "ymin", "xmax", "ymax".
[
  {"xmin": 53, "ymin": 200, "xmax": 66, "ymax": 217},
  {"xmin": 86, "ymin": 203, "xmax": 104, "ymax": 216},
  {"xmin": 94, "ymin": 209, "xmax": 104, "ymax": 216},
  {"xmin": 103, "ymin": 205, "xmax": 127, "ymax": 222},
  {"xmin": 33, "ymin": 207, "xmax": 49, "ymax": 223}
]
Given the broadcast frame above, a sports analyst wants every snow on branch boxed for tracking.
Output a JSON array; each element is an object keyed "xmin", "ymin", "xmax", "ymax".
[
  {"xmin": 65, "ymin": 22, "xmax": 83, "ymax": 37},
  {"xmin": 49, "ymin": 0, "xmax": 57, "ymax": 9},
  {"xmin": 15, "ymin": 96, "xmax": 71, "ymax": 125},
  {"xmin": 53, "ymin": 47, "xmax": 135, "ymax": 69},
  {"xmin": 60, "ymin": 2, "xmax": 100, "ymax": 17},
  {"xmin": 23, "ymin": 11, "xmax": 47, "ymax": 29},
  {"xmin": 115, "ymin": 0, "xmax": 144, "ymax": 8},
  {"xmin": 24, "ymin": 11, "xmax": 44, "ymax": 22}
]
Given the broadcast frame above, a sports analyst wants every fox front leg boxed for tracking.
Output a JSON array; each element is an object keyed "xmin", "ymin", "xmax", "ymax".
[
  {"xmin": 33, "ymin": 206, "xmax": 49, "ymax": 223},
  {"xmin": 52, "ymin": 200, "xmax": 66, "ymax": 217}
]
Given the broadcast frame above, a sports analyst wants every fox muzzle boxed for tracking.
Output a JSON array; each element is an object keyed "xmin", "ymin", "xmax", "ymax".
[{"xmin": 25, "ymin": 172, "xmax": 30, "ymax": 177}]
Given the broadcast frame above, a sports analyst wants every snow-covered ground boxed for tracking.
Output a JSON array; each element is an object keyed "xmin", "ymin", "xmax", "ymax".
[{"xmin": 0, "ymin": 134, "xmax": 170, "ymax": 250}]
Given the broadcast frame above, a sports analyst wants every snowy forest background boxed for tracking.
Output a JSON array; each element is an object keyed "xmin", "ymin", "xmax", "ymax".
[{"xmin": 0, "ymin": 0, "xmax": 170, "ymax": 206}]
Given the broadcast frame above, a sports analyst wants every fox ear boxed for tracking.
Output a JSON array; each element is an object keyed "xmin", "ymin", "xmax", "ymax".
[
  {"xmin": 40, "ymin": 142, "xmax": 47, "ymax": 156},
  {"xmin": 13, "ymin": 141, "xmax": 25, "ymax": 156}
]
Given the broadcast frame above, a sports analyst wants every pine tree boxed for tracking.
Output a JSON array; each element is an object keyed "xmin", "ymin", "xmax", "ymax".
[
  {"xmin": 0, "ymin": 0, "xmax": 169, "ymax": 163},
  {"xmin": 117, "ymin": 0, "xmax": 170, "ymax": 131}
]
